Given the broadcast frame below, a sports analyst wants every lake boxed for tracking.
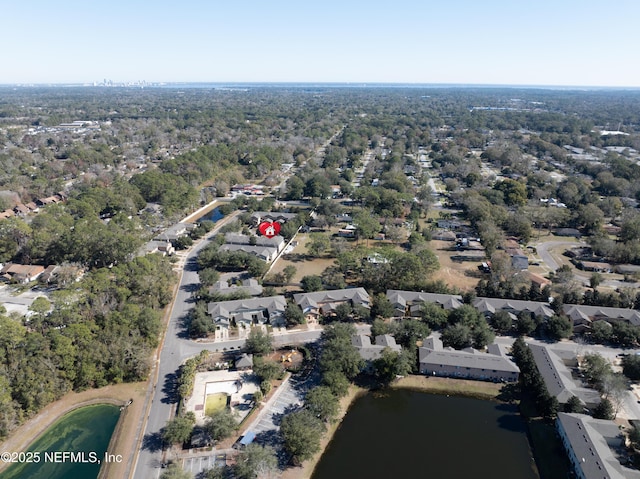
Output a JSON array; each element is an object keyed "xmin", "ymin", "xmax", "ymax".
[
  {"xmin": 3, "ymin": 404, "xmax": 121, "ymax": 479},
  {"xmin": 312, "ymin": 390, "xmax": 539, "ymax": 479}
]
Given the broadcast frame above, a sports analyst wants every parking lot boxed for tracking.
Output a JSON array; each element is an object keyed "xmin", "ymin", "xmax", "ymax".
[
  {"xmin": 0, "ymin": 285, "xmax": 49, "ymax": 315},
  {"xmin": 182, "ymin": 452, "xmax": 227, "ymax": 476}
]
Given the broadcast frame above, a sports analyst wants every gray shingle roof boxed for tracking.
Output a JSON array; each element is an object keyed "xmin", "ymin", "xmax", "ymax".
[
  {"xmin": 528, "ymin": 344, "xmax": 601, "ymax": 406},
  {"xmin": 473, "ymin": 297, "xmax": 554, "ymax": 318},
  {"xmin": 235, "ymin": 353, "xmax": 254, "ymax": 369},
  {"xmin": 557, "ymin": 413, "xmax": 640, "ymax": 479},
  {"xmin": 210, "ymin": 278, "xmax": 263, "ymax": 297},
  {"xmin": 351, "ymin": 334, "xmax": 401, "ymax": 361},
  {"xmin": 294, "ymin": 288, "xmax": 370, "ymax": 312},
  {"xmin": 207, "ymin": 296, "xmax": 286, "ymax": 326},
  {"xmin": 224, "ymin": 233, "xmax": 285, "ymax": 249},
  {"xmin": 418, "ymin": 338, "xmax": 520, "ymax": 373},
  {"xmin": 563, "ymin": 304, "xmax": 640, "ymax": 326},
  {"xmin": 386, "ymin": 290, "xmax": 463, "ymax": 312}
]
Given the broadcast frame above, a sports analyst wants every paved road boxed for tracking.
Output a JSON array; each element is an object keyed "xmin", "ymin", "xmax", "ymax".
[
  {"xmin": 131, "ymin": 203, "xmax": 368, "ymax": 478},
  {"xmin": 535, "ymin": 240, "xmax": 584, "ymax": 272},
  {"xmin": 534, "ymin": 239, "xmax": 640, "ymax": 289},
  {"xmin": 132, "ymin": 214, "xmax": 241, "ymax": 479}
]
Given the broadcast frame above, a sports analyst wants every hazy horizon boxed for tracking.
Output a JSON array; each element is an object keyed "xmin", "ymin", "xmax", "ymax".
[
  {"xmin": 5, "ymin": 1, "xmax": 640, "ymax": 87},
  {"xmin": 3, "ymin": 81, "xmax": 640, "ymax": 91}
]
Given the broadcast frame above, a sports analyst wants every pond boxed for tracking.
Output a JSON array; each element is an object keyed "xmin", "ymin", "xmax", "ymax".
[
  {"xmin": 3, "ymin": 404, "xmax": 121, "ymax": 479},
  {"xmin": 312, "ymin": 389, "xmax": 539, "ymax": 479},
  {"xmin": 198, "ymin": 206, "xmax": 224, "ymax": 223}
]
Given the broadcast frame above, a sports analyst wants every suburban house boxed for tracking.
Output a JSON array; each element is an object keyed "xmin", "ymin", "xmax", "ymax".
[
  {"xmin": 510, "ymin": 253, "xmax": 529, "ymax": 270},
  {"xmin": 225, "ymin": 232, "xmax": 285, "ymax": 249},
  {"xmin": 473, "ymin": 297, "xmax": 554, "ymax": 320},
  {"xmin": 209, "ymin": 279, "xmax": 263, "ymax": 297},
  {"xmin": 219, "ymin": 243, "xmax": 279, "ymax": 263},
  {"xmin": 154, "ymin": 222, "xmax": 196, "ymax": 242},
  {"xmin": 432, "ymin": 230, "xmax": 457, "ymax": 241},
  {"xmin": 250, "ymin": 211, "xmax": 297, "ymax": 226},
  {"xmin": 554, "ymin": 228, "xmax": 582, "ymax": 238},
  {"xmin": 224, "ymin": 233, "xmax": 286, "ymax": 255},
  {"xmin": 614, "ymin": 264, "xmax": 640, "ymax": 275},
  {"xmin": 40, "ymin": 265, "xmax": 60, "ymax": 283},
  {"xmin": 528, "ymin": 344, "xmax": 600, "ymax": 408},
  {"xmin": 577, "ymin": 260, "xmax": 613, "ymax": 273},
  {"xmin": 556, "ymin": 412, "xmax": 640, "ymax": 479},
  {"xmin": 293, "ymin": 288, "xmax": 370, "ymax": 321},
  {"xmin": 352, "ymin": 334, "xmax": 402, "ymax": 361},
  {"xmin": 504, "ymin": 238, "xmax": 529, "ymax": 270},
  {"xmin": 563, "ymin": 304, "xmax": 640, "ymax": 333},
  {"xmin": 418, "ymin": 336, "xmax": 519, "ymax": 382},
  {"xmin": 527, "ymin": 272, "xmax": 552, "ymax": 288},
  {"xmin": 0, "ymin": 263, "xmax": 46, "ymax": 284},
  {"xmin": 36, "ymin": 194, "xmax": 63, "ymax": 207},
  {"xmin": 207, "ymin": 296, "xmax": 287, "ymax": 340},
  {"xmin": 141, "ymin": 240, "xmax": 175, "ymax": 257},
  {"xmin": 386, "ymin": 290, "xmax": 463, "ymax": 317},
  {"xmin": 337, "ymin": 225, "xmax": 357, "ymax": 238}
]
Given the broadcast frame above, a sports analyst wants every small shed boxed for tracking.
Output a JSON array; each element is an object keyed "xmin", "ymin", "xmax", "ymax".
[{"xmin": 235, "ymin": 353, "xmax": 253, "ymax": 370}]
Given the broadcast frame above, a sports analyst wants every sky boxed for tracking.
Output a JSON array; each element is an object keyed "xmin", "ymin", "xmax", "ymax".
[{"xmin": 3, "ymin": 0, "xmax": 640, "ymax": 87}]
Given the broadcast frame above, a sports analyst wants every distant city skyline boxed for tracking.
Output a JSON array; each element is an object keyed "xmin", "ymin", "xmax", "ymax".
[{"xmin": 4, "ymin": 0, "xmax": 640, "ymax": 88}]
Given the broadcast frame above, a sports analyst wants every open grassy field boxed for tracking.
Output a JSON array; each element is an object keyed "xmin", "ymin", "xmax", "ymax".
[
  {"xmin": 428, "ymin": 239, "xmax": 482, "ymax": 292},
  {"xmin": 268, "ymin": 233, "xmax": 336, "ymax": 283}
]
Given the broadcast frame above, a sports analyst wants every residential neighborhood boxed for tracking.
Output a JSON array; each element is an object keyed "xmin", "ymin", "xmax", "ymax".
[{"xmin": 3, "ymin": 83, "xmax": 640, "ymax": 479}]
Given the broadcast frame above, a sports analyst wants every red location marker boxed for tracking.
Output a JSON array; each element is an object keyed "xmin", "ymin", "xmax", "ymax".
[{"xmin": 258, "ymin": 221, "xmax": 281, "ymax": 238}]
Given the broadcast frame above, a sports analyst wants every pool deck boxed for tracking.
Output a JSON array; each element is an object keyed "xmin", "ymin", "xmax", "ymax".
[{"xmin": 184, "ymin": 370, "xmax": 259, "ymax": 424}]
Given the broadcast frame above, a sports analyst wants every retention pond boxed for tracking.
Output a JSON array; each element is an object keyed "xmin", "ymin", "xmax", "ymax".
[
  {"xmin": 312, "ymin": 389, "xmax": 538, "ymax": 479},
  {"xmin": 3, "ymin": 403, "xmax": 120, "ymax": 479}
]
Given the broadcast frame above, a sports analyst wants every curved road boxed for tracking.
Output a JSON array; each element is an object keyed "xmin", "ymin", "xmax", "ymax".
[{"xmin": 535, "ymin": 239, "xmax": 640, "ymax": 289}]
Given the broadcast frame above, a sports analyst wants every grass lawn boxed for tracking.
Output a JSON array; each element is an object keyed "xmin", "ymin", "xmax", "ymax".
[
  {"xmin": 205, "ymin": 393, "xmax": 228, "ymax": 416},
  {"xmin": 391, "ymin": 375, "xmax": 503, "ymax": 400}
]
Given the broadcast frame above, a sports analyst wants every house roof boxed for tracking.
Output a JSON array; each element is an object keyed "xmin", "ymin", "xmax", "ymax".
[
  {"xmin": 557, "ymin": 413, "xmax": 640, "ymax": 479},
  {"xmin": 235, "ymin": 353, "xmax": 254, "ymax": 369},
  {"xmin": 375, "ymin": 334, "xmax": 399, "ymax": 348},
  {"xmin": 418, "ymin": 336, "xmax": 519, "ymax": 373},
  {"xmin": 207, "ymin": 296, "xmax": 286, "ymax": 323},
  {"xmin": 386, "ymin": 290, "xmax": 463, "ymax": 311},
  {"xmin": 473, "ymin": 297, "xmax": 554, "ymax": 318},
  {"xmin": 225, "ymin": 233, "xmax": 285, "ymax": 248},
  {"xmin": 219, "ymin": 243, "xmax": 278, "ymax": 260},
  {"xmin": 250, "ymin": 211, "xmax": 297, "ymax": 223},
  {"xmin": 528, "ymin": 272, "xmax": 552, "ymax": 287},
  {"xmin": 351, "ymin": 334, "xmax": 401, "ymax": 361},
  {"xmin": 528, "ymin": 344, "xmax": 600, "ymax": 406},
  {"xmin": 210, "ymin": 278, "xmax": 263, "ymax": 297},
  {"xmin": 0, "ymin": 263, "xmax": 46, "ymax": 277},
  {"xmin": 293, "ymin": 288, "xmax": 370, "ymax": 311},
  {"xmin": 155, "ymin": 222, "xmax": 194, "ymax": 241},
  {"xmin": 563, "ymin": 304, "xmax": 640, "ymax": 326}
]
